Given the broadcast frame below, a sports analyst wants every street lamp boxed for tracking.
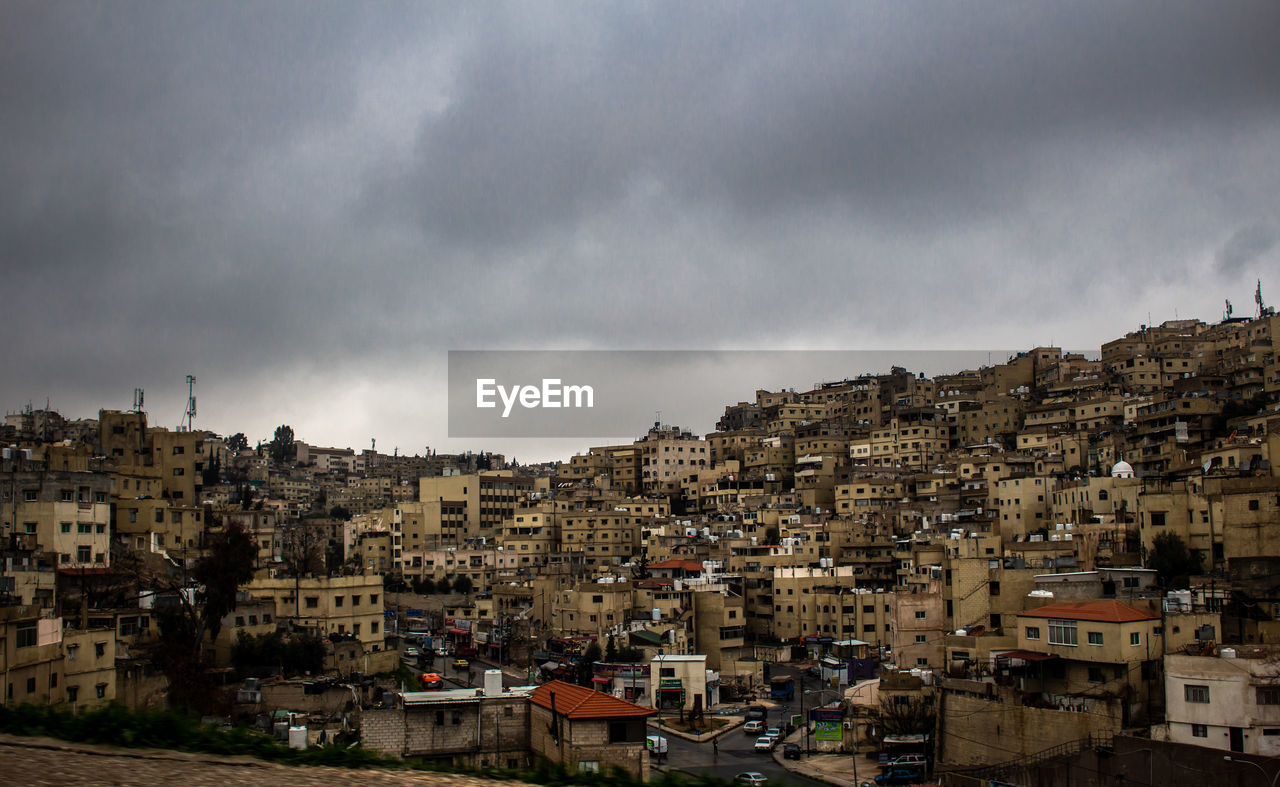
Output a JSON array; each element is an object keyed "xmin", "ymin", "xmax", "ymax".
[{"xmin": 1224, "ymin": 755, "xmax": 1280, "ymax": 787}]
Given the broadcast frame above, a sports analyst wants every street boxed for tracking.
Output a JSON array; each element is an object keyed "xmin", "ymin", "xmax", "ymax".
[{"xmin": 654, "ymin": 703, "xmax": 827, "ymax": 787}]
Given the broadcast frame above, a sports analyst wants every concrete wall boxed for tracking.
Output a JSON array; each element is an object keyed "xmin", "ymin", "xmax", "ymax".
[
  {"xmin": 938, "ymin": 683, "xmax": 1122, "ymax": 767},
  {"xmin": 364, "ymin": 695, "xmax": 530, "ymax": 770}
]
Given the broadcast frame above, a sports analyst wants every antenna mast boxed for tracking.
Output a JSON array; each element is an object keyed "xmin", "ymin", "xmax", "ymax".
[{"xmin": 181, "ymin": 375, "xmax": 197, "ymax": 431}]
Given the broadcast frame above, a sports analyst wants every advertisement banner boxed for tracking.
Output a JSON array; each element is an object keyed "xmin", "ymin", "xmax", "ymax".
[{"xmin": 814, "ymin": 720, "xmax": 843, "ymax": 741}]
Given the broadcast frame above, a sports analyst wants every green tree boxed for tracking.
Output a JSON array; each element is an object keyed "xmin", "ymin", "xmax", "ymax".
[
  {"xmin": 154, "ymin": 521, "xmax": 256, "ymax": 711},
  {"xmin": 453, "ymin": 575, "xmax": 474, "ymax": 595},
  {"xmin": 437, "ymin": 576, "xmax": 452, "ymax": 595},
  {"xmin": 577, "ymin": 641, "xmax": 602, "ymax": 686},
  {"xmin": 1148, "ymin": 532, "xmax": 1203, "ymax": 588},
  {"xmin": 269, "ymin": 425, "xmax": 296, "ymax": 464},
  {"xmin": 225, "ymin": 432, "xmax": 248, "ymax": 454},
  {"xmin": 604, "ymin": 634, "xmax": 618, "ymax": 663},
  {"xmin": 329, "ymin": 506, "xmax": 351, "ymax": 520}
]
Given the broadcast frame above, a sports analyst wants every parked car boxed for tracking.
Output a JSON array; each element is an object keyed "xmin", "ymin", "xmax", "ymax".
[
  {"xmin": 885, "ymin": 753, "xmax": 927, "ymax": 769},
  {"xmin": 745, "ymin": 705, "xmax": 768, "ymax": 721},
  {"xmin": 806, "ymin": 665, "xmax": 821, "ymax": 678},
  {"xmin": 404, "ymin": 647, "xmax": 421, "ymax": 658},
  {"xmin": 875, "ymin": 766, "xmax": 925, "ymax": 785},
  {"xmin": 783, "ymin": 743, "xmax": 801, "ymax": 760},
  {"xmin": 735, "ymin": 773, "xmax": 768, "ymax": 786},
  {"xmin": 452, "ymin": 658, "xmax": 470, "ymax": 670},
  {"xmin": 743, "ymin": 720, "xmax": 765, "ymax": 734},
  {"xmin": 753, "ymin": 736, "xmax": 776, "ymax": 752}
]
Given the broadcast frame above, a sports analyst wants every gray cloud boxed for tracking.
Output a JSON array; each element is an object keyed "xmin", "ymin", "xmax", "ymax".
[
  {"xmin": 1217, "ymin": 224, "xmax": 1278, "ymax": 279},
  {"xmin": 3, "ymin": 2, "xmax": 1280, "ymax": 457}
]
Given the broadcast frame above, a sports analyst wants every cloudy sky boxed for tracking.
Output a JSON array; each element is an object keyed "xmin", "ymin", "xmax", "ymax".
[{"xmin": 4, "ymin": 2, "xmax": 1279, "ymax": 460}]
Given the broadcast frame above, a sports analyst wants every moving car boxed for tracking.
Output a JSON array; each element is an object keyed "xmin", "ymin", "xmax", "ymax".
[
  {"xmin": 404, "ymin": 647, "xmax": 420, "ymax": 658},
  {"xmin": 753, "ymin": 736, "xmax": 776, "ymax": 752},
  {"xmin": 743, "ymin": 720, "xmax": 765, "ymax": 735},
  {"xmin": 735, "ymin": 773, "xmax": 768, "ymax": 786},
  {"xmin": 452, "ymin": 658, "xmax": 470, "ymax": 670},
  {"xmin": 419, "ymin": 673, "xmax": 444, "ymax": 691},
  {"xmin": 783, "ymin": 743, "xmax": 801, "ymax": 760},
  {"xmin": 745, "ymin": 705, "xmax": 768, "ymax": 721},
  {"xmin": 645, "ymin": 735, "xmax": 668, "ymax": 756},
  {"xmin": 763, "ymin": 727, "xmax": 783, "ymax": 744}
]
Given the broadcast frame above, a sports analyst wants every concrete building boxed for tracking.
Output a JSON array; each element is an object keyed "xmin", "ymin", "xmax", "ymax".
[
  {"xmin": 529, "ymin": 679, "xmax": 657, "ymax": 780},
  {"xmin": 1162, "ymin": 647, "xmax": 1280, "ymax": 755},
  {"xmin": 363, "ymin": 675, "xmax": 532, "ymax": 768}
]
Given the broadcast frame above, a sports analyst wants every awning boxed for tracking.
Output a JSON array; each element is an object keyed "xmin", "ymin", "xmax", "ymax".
[
  {"xmin": 541, "ymin": 661, "xmax": 560, "ymax": 671},
  {"xmin": 591, "ymin": 676, "xmax": 611, "ymax": 684},
  {"xmin": 995, "ymin": 650, "xmax": 1057, "ymax": 662},
  {"xmin": 448, "ymin": 628, "xmax": 471, "ymax": 636},
  {"xmin": 630, "ymin": 629, "xmax": 664, "ymax": 645}
]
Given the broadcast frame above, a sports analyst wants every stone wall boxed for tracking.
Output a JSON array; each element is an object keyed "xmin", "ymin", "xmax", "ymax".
[
  {"xmin": 529, "ymin": 704, "xmax": 651, "ymax": 781},
  {"xmin": 363, "ymin": 696, "xmax": 530, "ymax": 770},
  {"xmin": 938, "ymin": 684, "xmax": 1122, "ymax": 767}
]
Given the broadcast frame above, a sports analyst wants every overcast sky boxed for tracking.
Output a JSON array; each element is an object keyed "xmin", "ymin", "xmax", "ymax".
[{"xmin": 4, "ymin": 2, "xmax": 1279, "ymax": 461}]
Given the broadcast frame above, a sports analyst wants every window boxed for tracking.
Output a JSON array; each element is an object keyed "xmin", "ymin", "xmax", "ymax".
[
  {"xmin": 1048, "ymin": 619, "xmax": 1078, "ymax": 646},
  {"xmin": 304, "ymin": 597, "xmax": 319, "ymax": 609},
  {"xmin": 915, "ymin": 635, "xmax": 928, "ymax": 643},
  {"xmin": 1026, "ymin": 627, "xmax": 1041, "ymax": 640},
  {"xmin": 1088, "ymin": 667, "xmax": 1105, "ymax": 683},
  {"xmin": 1088, "ymin": 632, "xmax": 1104, "ymax": 646},
  {"xmin": 67, "ymin": 686, "xmax": 79, "ymax": 703},
  {"xmin": 1257, "ymin": 687, "xmax": 1280, "ymax": 706},
  {"xmin": 77, "ymin": 546, "xmax": 91, "ymax": 563},
  {"xmin": 50, "ymin": 673, "xmax": 57, "ymax": 689},
  {"xmin": 352, "ymin": 595, "xmax": 361, "ymax": 606},
  {"xmin": 26, "ymin": 677, "xmax": 36, "ymax": 694},
  {"xmin": 578, "ymin": 762, "xmax": 600, "ymax": 774},
  {"xmin": 334, "ymin": 596, "xmax": 343, "ymax": 608},
  {"xmin": 369, "ymin": 594, "xmax": 378, "ymax": 605},
  {"xmin": 915, "ymin": 611, "xmax": 927, "ymax": 619},
  {"xmin": 60, "ymin": 522, "xmax": 71, "ymax": 533},
  {"xmin": 352, "ymin": 623, "xmax": 361, "ymax": 636},
  {"xmin": 95, "ymin": 642, "xmax": 106, "ymax": 657},
  {"xmin": 1130, "ymin": 632, "xmax": 1141, "ymax": 646},
  {"xmin": 1185, "ymin": 684, "xmax": 1210, "ymax": 704},
  {"xmin": 96, "ymin": 683, "xmax": 107, "ymax": 699},
  {"xmin": 1191, "ymin": 724, "xmax": 1208, "ymax": 738}
]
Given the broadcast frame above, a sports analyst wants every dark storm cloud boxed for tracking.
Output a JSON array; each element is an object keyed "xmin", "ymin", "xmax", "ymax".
[{"xmin": 3, "ymin": 1, "xmax": 1279, "ymax": 454}]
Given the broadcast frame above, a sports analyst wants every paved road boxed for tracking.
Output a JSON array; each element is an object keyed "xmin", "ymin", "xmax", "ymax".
[{"xmin": 655, "ymin": 705, "xmax": 826, "ymax": 787}]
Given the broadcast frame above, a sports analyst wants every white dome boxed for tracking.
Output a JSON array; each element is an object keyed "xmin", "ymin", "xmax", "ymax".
[{"xmin": 1110, "ymin": 461, "xmax": 1134, "ymax": 478}]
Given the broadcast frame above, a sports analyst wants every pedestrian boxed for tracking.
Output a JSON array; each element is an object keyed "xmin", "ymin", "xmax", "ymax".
[{"xmin": 713, "ymin": 738, "xmax": 718, "ymax": 760}]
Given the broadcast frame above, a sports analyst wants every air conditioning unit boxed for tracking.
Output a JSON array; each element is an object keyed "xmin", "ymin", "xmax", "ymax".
[{"xmin": 843, "ymin": 721, "xmax": 853, "ymax": 729}]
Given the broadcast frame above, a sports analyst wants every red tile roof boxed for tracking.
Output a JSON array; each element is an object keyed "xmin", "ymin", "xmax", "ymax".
[
  {"xmin": 529, "ymin": 680, "xmax": 657, "ymax": 720},
  {"xmin": 1018, "ymin": 600, "xmax": 1158, "ymax": 623}
]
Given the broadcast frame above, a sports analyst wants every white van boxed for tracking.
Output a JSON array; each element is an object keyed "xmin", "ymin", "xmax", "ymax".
[{"xmin": 646, "ymin": 735, "xmax": 669, "ymax": 756}]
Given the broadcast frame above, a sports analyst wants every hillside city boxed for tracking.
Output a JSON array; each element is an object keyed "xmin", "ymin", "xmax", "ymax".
[{"xmin": 4, "ymin": 307, "xmax": 1280, "ymax": 785}]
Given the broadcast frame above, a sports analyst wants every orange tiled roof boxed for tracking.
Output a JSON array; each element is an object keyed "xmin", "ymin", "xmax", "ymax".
[
  {"xmin": 1017, "ymin": 599, "xmax": 1158, "ymax": 623},
  {"xmin": 529, "ymin": 680, "xmax": 657, "ymax": 720}
]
